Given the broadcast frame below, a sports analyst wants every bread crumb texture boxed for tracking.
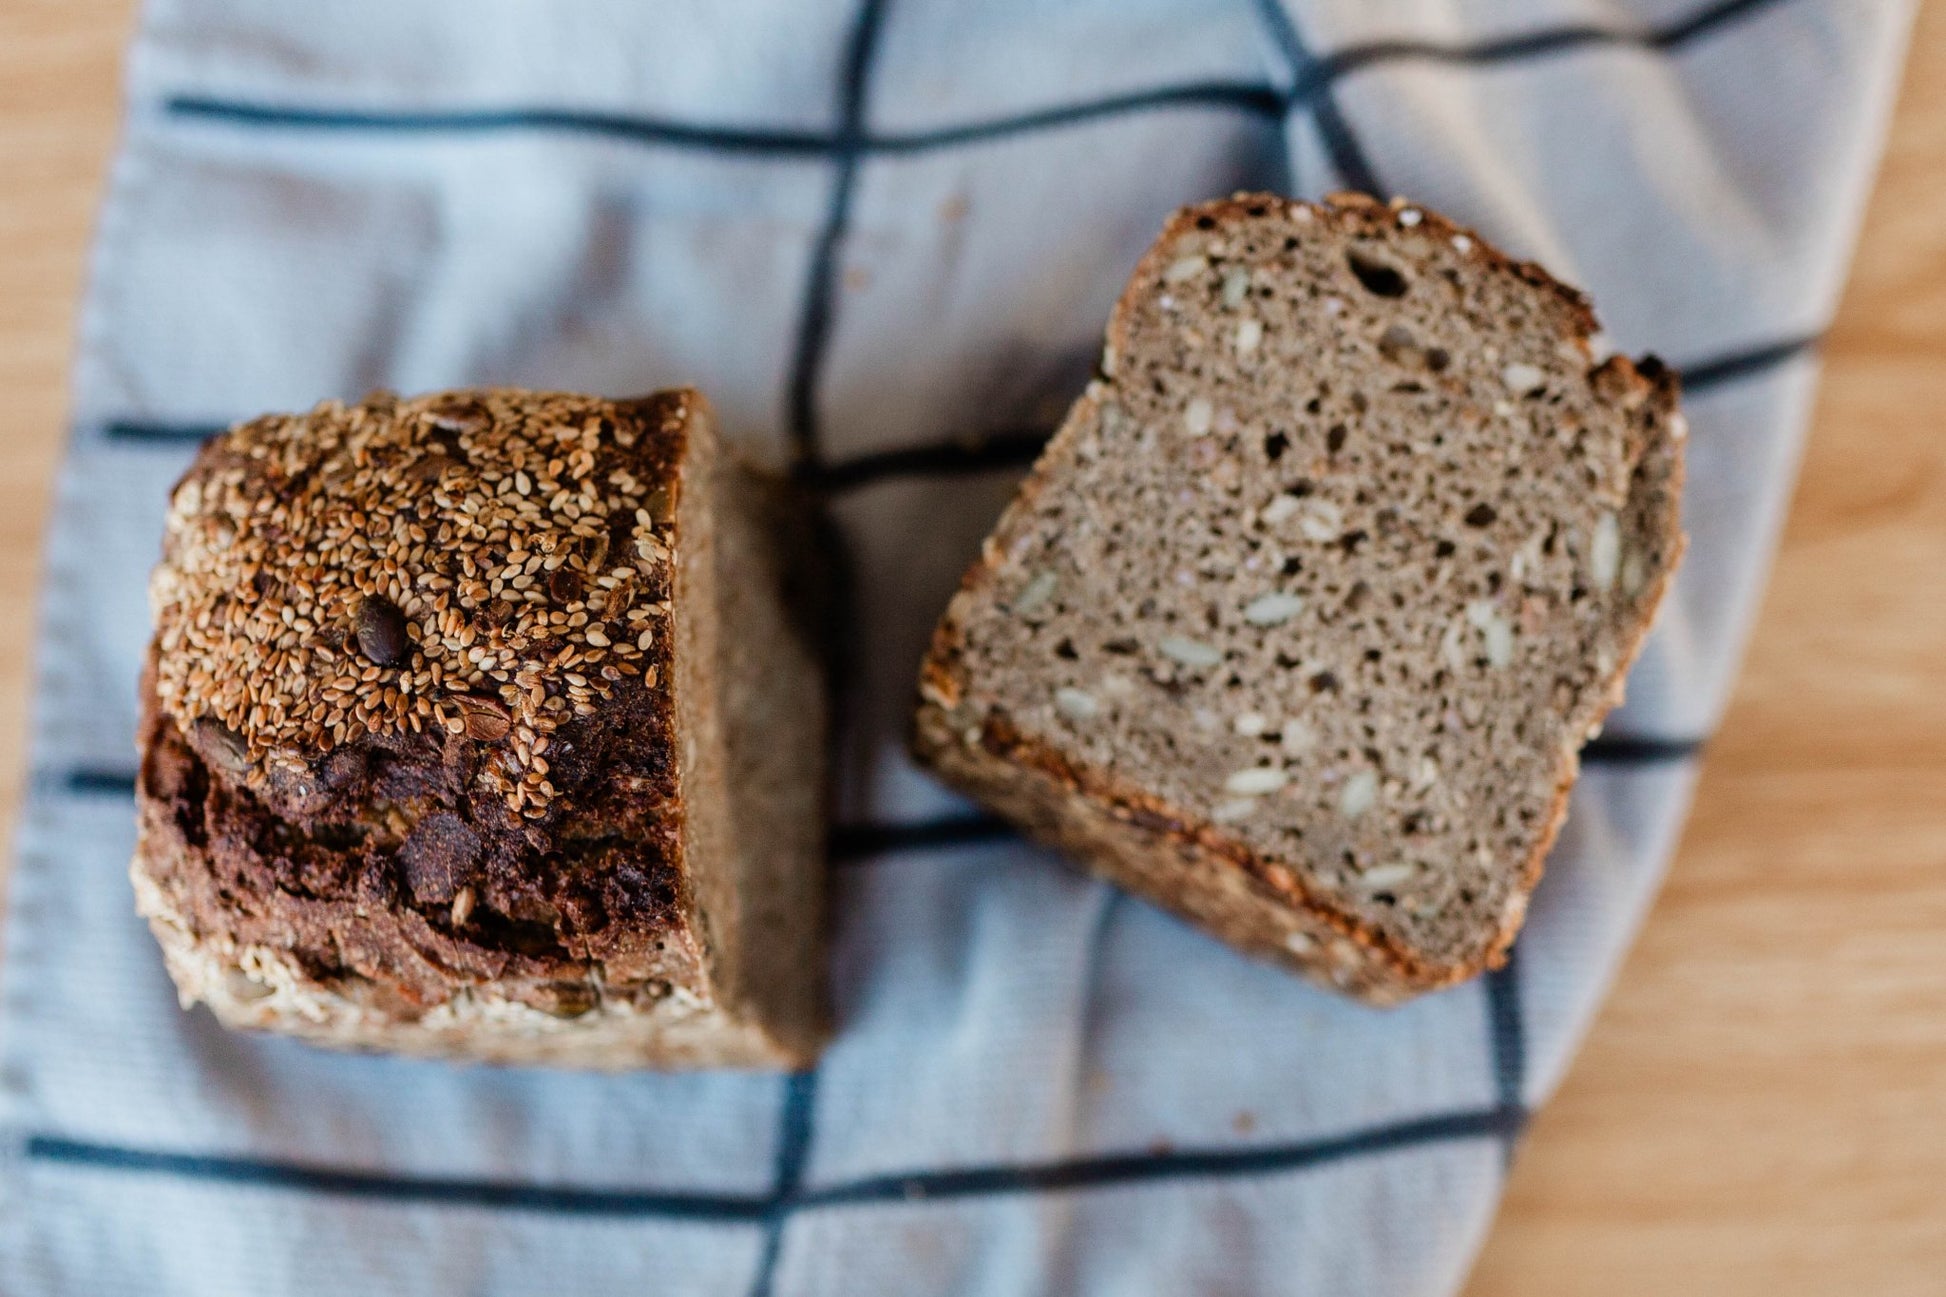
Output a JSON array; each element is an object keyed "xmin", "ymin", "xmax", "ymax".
[{"xmin": 917, "ymin": 193, "xmax": 1685, "ymax": 999}]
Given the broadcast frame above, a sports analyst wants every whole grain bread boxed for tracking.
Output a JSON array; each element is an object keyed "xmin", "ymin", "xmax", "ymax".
[
  {"xmin": 133, "ymin": 387, "xmax": 829, "ymax": 1067},
  {"xmin": 913, "ymin": 193, "xmax": 1685, "ymax": 1004}
]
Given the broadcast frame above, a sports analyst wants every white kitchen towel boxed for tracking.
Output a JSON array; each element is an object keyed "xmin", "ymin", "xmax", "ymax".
[{"xmin": 0, "ymin": 0, "xmax": 1912, "ymax": 1293}]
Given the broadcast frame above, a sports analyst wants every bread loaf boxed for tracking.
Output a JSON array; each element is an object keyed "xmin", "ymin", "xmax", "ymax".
[{"xmin": 134, "ymin": 387, "xmax": 829, "ymax": 1066}]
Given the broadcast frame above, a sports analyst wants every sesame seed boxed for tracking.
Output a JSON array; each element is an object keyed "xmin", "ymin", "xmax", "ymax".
[{"xmin": 148, "ymin": 389, "xmax": 681, "ymax": 815}]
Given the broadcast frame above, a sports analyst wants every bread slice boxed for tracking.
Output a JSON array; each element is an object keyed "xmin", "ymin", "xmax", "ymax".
[
  {"xmin": 133, "ymin": 388, "xmax": 829, "ymax": 1067},
  {"xmin": 913, "ymin": 193, "xmax": 1685, "ymax": 1004}
]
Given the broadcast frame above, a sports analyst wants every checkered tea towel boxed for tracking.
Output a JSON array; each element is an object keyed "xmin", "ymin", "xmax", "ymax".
[{"xmin": 0, "ymin": 0, "xmax": 1912, "ymax": 1292}]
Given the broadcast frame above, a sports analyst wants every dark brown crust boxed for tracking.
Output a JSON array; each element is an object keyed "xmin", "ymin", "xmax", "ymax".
[
  {"xmin": 975, "ymin": 710, "xmax": 1446, "ymax": 989},
  {"xmin": 914, "ymin": 192, "xmax": 1688, "ymax": 1001},
  {"xmin": 137, "ymin": 657, "xmax": 704, "ymax": 1017},
  {"xmin": 135, "ymin": 391, "xmax": 706, "ymax": 1019},
  {"xmin": 1498, "ymin": 359, "xmax": 1687, "ymax": 932}
]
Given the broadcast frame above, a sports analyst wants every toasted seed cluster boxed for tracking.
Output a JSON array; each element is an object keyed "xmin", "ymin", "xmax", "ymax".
[{"xmin": 150, "ymin": 389, "xmax": 684, "ymax": 819}]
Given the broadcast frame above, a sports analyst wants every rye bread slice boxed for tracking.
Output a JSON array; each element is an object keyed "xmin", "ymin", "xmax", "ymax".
[{"xmin": 913, "ymin": 193, "xmax": 1685, "ymax": 1004}]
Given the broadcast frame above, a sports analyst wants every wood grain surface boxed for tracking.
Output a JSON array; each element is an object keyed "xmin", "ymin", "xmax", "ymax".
[{"xmin": 1, "ymin": 1, "xmax": 1940, "ymax": 1291}]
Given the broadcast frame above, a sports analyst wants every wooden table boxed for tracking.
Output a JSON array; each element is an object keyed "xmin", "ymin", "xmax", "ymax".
[{"xmin": 3, "ymin": 3, "xmax": 1942, "ymax": 1291}]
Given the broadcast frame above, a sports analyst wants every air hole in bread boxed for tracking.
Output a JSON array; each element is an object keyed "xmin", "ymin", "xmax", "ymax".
[{"xmin": 1348, "ymin": 248, "xmax": 1410, "ymax": 297}]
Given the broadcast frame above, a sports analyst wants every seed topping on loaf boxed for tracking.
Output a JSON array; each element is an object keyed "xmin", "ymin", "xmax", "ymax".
[{"xmin": 150, "ymin": 389, "xmax": 687, "ymax": 819}]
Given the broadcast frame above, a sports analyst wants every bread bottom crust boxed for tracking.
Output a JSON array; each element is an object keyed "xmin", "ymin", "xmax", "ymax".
[
  {"xmin": 911, "ymin": 703, "xmax": 1488, "ymax": 1006},
  {"xmin": 131, "ymin": 858, "xmax": 811, "ymax": 1069}
]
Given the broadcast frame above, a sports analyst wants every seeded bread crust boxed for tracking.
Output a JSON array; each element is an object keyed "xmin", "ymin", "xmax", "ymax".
[
  {"xmin": 914, "ymin": 193, "xmax": 1685, "ymax": 1003},
  {"xmin": 133, "ymin": 388, "xmax": 828, "ymax": 1066}
]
